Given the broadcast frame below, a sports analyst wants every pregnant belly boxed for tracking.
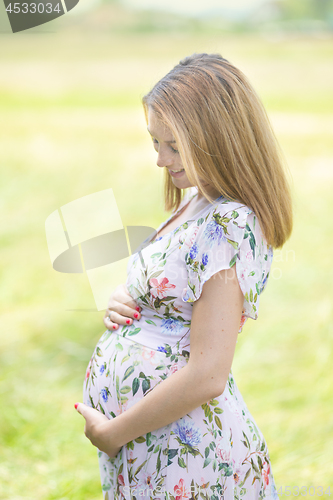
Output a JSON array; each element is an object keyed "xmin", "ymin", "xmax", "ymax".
[{"xmin": 83, "ymin": 330, "xmax": 189, "ymax": 419}]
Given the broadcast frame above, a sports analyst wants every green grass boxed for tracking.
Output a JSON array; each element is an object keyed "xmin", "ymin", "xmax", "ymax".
[{"xmin": 0, "ymin": 31, "xmax": 332, "ymax": 498}]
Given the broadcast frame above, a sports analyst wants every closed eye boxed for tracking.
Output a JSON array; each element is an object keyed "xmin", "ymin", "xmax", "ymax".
[{"xmin": 152, "ymin": 138, "xmax": 178, "ymax": 154}]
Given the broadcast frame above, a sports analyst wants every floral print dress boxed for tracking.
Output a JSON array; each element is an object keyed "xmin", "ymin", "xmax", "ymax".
[{"xmin": 83, "ymin": 186, "xmax": 279, "ymax": 500}]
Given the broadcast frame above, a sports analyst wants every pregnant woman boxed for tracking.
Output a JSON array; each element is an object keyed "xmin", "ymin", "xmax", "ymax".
[{"xmin": 75, "ymin": 53, "xmax": 293, "ymax": 499}]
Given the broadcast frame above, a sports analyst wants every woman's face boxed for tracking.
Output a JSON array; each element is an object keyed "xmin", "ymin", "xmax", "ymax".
[
  {"xmin": 147, "ymin": 106, "xmax": 221, "ymax": 200},
  {"xmin": 147, "ymin": 107, "xmax": 192, "ymax": 189}
]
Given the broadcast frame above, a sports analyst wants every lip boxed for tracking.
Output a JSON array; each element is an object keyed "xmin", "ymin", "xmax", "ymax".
[{"xmin": 169, "ymin": 168, "xmax": 185, "ymax": 178}]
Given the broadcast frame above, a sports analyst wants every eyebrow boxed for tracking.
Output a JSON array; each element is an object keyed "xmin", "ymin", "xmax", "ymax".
[{"xmin": 147, "ymin": 127, "xmax": 176, "ymax": 144}]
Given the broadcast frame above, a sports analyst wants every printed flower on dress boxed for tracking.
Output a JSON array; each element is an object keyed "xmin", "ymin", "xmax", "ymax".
[
  {"xmin": 223, "ymin": 395, "xmax": 244, "ymax": 424},
  {"xmin": 117, "ymin": 474, "xmax": 126, "ymax": 499},
  {"xmin": 132, "ymin": 469, "xmax": 155, "ymax": 495},
  {"xmin": 118, "ymin": 474, "xmax": 125, "ymax": 487},
  {"xmin": 182, "ymin": 225, "xmax": 200, "ymax": 250},
  {"xmin": 238, "ymin": 259, "xmax": 256, "ymax": 286},
  {"xmin": 100, "ymin": 388, "xmax": 108, "ymax": 403},
  {"xmin": 262, "ymin": 460, "xmax": 271, "ymax": 489},
  {"xmin": 128, "ymin": 450, "xmax": 135, "ymax": 464},
  {"xmin": 201, "ymin": 252, "xmax": 209, "ymax": 266},
  {"xmin": 189, "ymin": 242, "xmax": 199, "ymax": 260},
  {"xmin": 174, "ymin": 478, "xmax": 190, "ymax": 500},
  {"xmin": 203, "ymin": 215, "xmax": 228, "ymax": 249},
  {"xmin": 182, "ymin": 288, "xmax": 191, "ymax": 303},
  {"xmin": 141, "ymin": 346, "xmax": 157, "ymax": 363},
  {"xmin": 232, "ymin": 456, "xmax": 249, "ymax": 484},
  {"xmin": 169, "ymin": 364, "xmax": 178, "ymax": 375},
  {"xmin": 157, "ymin": 345, "xmax": 167, "ymax": 353},
  {"xmin": 149, "ymin": 277, "xmax": 176, "ymax": 299},
  {"xmin": 215, "ymin": 433, "xmax": 232, "ymax": 464},
  {"xmin": 245, "ymin": 250, "xmax": 254, "ymax": 262},
  {"xmin": 173, "ymin": 419, "xmax": 202, "ymax": 447},
  {"xmin": 161, "ymin": 317, "xmax": 184, "ymax": 336},
  {"xmin": 215, "ymin": 431, "xmax": 234, "ymax": 477}
]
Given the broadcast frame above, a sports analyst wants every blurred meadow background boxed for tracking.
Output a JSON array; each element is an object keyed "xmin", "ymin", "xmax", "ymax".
[{"xmin": 1, "ymin": 0, "xmax": 333, "ymax": 498}]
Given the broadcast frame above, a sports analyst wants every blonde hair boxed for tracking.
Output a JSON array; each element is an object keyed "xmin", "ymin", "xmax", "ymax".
[{"xmin": 142, "ymin": 53, "xmax": 293, "ymax": 249}]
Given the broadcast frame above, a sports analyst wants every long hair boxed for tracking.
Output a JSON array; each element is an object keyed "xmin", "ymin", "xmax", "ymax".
[{"xmin": 142, "ymin": 53, "xmax": 293, "ymax": 249}]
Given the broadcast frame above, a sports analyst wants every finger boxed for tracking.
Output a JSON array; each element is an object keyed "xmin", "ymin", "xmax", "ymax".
[
  {"xmin": 121, "ymin": 284, "xmax": 142, "ymax": 312},
  {"xmin": 124, "ymin": 297, "xmax": 142, "ymax": 314},
  {"xmin": 74, "ymin": 402, "xmax": 97, "ymax": 422},
  {"xmin": 74, "ymin": 402, "xmax": 92, "ymax": 418},
  {"xmin": 123, "ymin": 292, "xmax": 141, "ymax": 312},
  {"xmin": 104, "ymin": 315, "xmax": 119, "ymax": 330},
  {"xmin": 74, "ymin": 403, "xmax": 83, "ymax": 415},
  {"xmin": 108, "ymin": 287, "xmax": 141, "ymax": 315},
  {"xmin": 107, "ymin": 309, "xmax": 141, "ymax": 326},
  {"xmin": 110, "ymin": 298, "xmax": 141, "ymax": 318}
]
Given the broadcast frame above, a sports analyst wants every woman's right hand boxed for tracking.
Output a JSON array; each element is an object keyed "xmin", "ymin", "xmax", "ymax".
[{"xmin": 103, "ymin": 283, "xmax": 142, "ymax": 331}]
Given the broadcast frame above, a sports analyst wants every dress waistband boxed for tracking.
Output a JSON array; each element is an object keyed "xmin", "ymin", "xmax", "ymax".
[{"xmin": 107, "ymin": 328, "xmax": 191, "ymax": 360}]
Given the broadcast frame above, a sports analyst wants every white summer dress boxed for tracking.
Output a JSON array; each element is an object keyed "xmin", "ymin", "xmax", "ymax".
[{"xmin": 83, "ymin": 186, "xmax": 279, "ymax": 500}]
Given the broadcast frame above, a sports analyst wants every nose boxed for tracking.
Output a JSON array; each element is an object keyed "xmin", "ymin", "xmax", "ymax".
[{"xmin": 156, "ymin": 146, "xmax": 174, "ymax": 169}]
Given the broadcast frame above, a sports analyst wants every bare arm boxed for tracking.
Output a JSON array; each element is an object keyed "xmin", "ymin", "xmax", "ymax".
[{"xmin": 103, "ymin": 265, "xmax": 244, "ymax": 448}]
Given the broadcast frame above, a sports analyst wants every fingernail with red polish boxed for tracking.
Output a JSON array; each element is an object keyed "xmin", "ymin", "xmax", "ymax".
[
  {"xmin": 74, "ymin": 403, "xmax": 79, "ymax": 410},
  {"xmin": 134, "ymin": 313, "xmax": 139, "ymax": 319},
  {"xmin": 135, "ymin": 306, "xmax": 141, "ymax": 312},
  {"xmin": 113, "ymin": 325, "xmax": 117, "ymax": 329},
  {"xmin": 126, "ymin": 319, "xmax": 131, "ymax": 324}
]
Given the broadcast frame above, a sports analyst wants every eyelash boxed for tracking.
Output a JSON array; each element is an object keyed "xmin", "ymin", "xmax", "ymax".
[{"xmin": 152, "ymin": 138, "xmax": 179, "ymax": 154}]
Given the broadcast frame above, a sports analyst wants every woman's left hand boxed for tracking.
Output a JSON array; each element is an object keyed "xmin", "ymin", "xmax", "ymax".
[{"xmin": 74, "ymin": 402, "xmax": 123, "ymax": 458}]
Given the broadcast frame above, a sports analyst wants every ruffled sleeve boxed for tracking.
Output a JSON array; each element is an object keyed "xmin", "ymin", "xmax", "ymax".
[{"xmin": 180, "ymin": 199, "xmax": 273, "ymax": 333}]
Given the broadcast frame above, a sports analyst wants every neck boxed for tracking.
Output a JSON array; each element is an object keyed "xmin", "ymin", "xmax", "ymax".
[{"xmin": 196, "ymin": 188, "xmax": 221, "ymax": 203}]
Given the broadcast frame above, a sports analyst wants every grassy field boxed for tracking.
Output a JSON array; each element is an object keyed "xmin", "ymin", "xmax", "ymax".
[{"xmin": 0, "ymin": 30, "xmax": 332, "ymax": 499}]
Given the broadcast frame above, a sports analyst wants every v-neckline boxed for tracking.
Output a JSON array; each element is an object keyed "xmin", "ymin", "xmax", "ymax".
[{"xmin": 148, "ymin": 191, "xmax": 223, "ymax": 245}]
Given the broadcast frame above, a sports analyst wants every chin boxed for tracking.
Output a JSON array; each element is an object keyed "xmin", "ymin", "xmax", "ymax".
[{"xmin": 172, "ymin": 178, "xmax": 192, "ymax": 188}]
